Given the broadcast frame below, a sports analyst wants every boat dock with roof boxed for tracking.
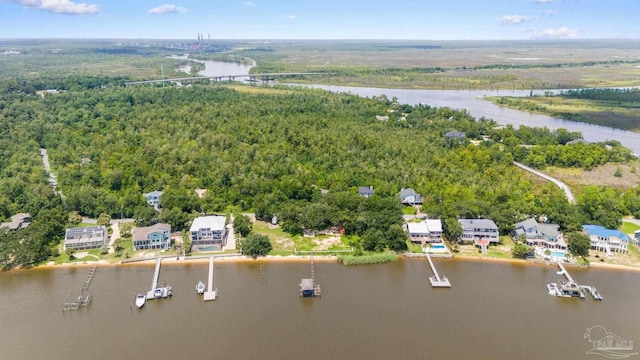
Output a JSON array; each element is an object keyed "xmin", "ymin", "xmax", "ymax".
[{"xmin": 547, "ymin": 262, "xmax": 602, "ymax": 300}]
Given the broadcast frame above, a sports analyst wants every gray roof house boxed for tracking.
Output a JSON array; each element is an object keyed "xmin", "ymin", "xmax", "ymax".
[
  {"xmin": 64, "ymin": 226, "xmax": 108, "ymax": 251},
  {"xmin": 133, "ymin": 223, "xmax": 172, "ymax": 251},
  {"xmin": 514, "ymin": 218, "xmax": 566, "ymax": 249},
  {"xmin": 358, "ymin": 186, "xmax": 375, "ymax": 198},
  {"xmin": 399, "ymin": 188, "xmax": 423, "ymax": 205},
  {"xmin": 0, "ymin": 213, "xmax": 31, "ymax": 231},
  {"xmin": 444, "ymin": 131, "xmax": 466, "ymax": 139},
  {"xmin": 143, "ymin": 190, "xmax": 163, "ymax": 210},
  {"xmin": 458, "ymin": 219, "xmax": 499, "ymax": 245}
]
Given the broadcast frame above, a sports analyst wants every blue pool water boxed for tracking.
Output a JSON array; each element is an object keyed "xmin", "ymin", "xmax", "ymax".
[
  {"xmin": 432, "ymin": 244, "xmax": 445, "ymax": 249},
  {"xmin": 550, "ymin": 251, "xmax": 566, "ymax": 258}
]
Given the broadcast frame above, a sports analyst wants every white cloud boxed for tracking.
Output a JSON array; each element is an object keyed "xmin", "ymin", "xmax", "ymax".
[
  {"xmin": 532, "ymin": 27, "xmax": 579, "ymax": 39},
  {"xmin": 542, "ymin": 10, "xmax": 556, "ymax": 16},
  {"xmin": 499, "ymin": 15, "xmax": 534, "ymax": 25},
  {"xmin": 148, "ymin": 4, "xmax": 188, "ymax": 15},
  {"xmin": 243, "ymin": 1, "xmax": 255, "ymax": 7},
  {"xmin": 7, "ymin": 0, "xmax": 99, "ymax": 15},
  {"xmin": 532, "ymin": 0, "xmax": 554, "ymax": 3},
  {"xmin": 284, "ymin": 14, "xmax": 296, "ymax": 20}
]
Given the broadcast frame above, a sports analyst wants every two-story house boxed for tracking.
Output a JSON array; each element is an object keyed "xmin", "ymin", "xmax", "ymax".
[
  {"xmin": 190, "ymin": 215, "xmax": 227, "ymax": 251},
  {"xmin": 358, "ymin": 186, "xmax": 375, "ymax": 198},
  {"xmin": 407, "ymin": 219, "xmax": 442, "ymax": 244},
  {"xmin": 514, "ymin": 218, "xmax": 566, "ymax": 249},
  {"xmin": 583, "ymin": 224, "xmax": 629, "ymax": 254},
  {"xmin": 132, "ymin": 223, "xmax": 172, "ymax": 250},
  {"xmin": 143, "ymin": 190, "xmax": 163, "ymax": 210},
  {"xmin": 64, "ymin": 226, "xmax": 108, "ymax": 251},
  {"xmin": 399, "ymin": 188, "xmax": 423, "ymax": 205},
  {"xmin": 458, "ymin": 219, "xmax": 499, "ymax": 246}
]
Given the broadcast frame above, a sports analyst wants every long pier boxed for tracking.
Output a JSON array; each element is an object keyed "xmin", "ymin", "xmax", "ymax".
[
  {"xmin": 145, "ymin": 258, "xmax": 172, "ymax": 300},
  {"xmin": 203, "ymin": 257, "xmax": 218, "ymax": 301},
  {"xmin": 425, "ymin": 251, "xmax": 451, "ymax": 288}
]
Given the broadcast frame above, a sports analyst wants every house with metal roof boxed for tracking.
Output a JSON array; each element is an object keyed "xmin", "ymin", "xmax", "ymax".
[
  {"xmin": 583, "ymin": 224, "xmax": 629, "ymax": 254},
  {"xmin": 132, "ymin": 223, "xmax": 171, "ymax": 250},
  {"xmin": 458, "ymin": 219, "xmax": 499, "ymax": 245},
  {"xmin": 190, "ymin": 215, "xmax": 227, "ymax": 251},
  {"xmin": 0, "ymin": 213, "xmax": 31, "ymax": 231},
  {"xmin": 64, "ymin": 226, "xmax": 108, "ymax": 251},
  {"xmin": 407, "ymin": 219, "xmax": 442, "ymax": 244}
]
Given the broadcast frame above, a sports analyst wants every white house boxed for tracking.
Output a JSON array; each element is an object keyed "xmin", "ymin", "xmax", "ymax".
[
  {"xmin": 458, "ymin": 219, "xmax": 499, "ymax": 245},
  {"xmin": 64, "ymin": 226, "xmax": 108, "ymax": 251},
  {"xmin": 190, "ymin": 215, "xmax": 227, "ymax": 251},
  {"xmin": 407, "ymin": 219, "xmax": 442, "ymax": 244},
  {"xmin": 583, "ymin": 224, "xmax": 629, "ymax": 254}
]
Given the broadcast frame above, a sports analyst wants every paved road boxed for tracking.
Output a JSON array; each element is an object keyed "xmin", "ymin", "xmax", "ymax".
[
  {"xmin": 108, "ymin": 222, "xmax": 120, "ymax": 254},
  {"xmin": 514, "ymin": 162, "xmax": 576, "ymax": 204}
]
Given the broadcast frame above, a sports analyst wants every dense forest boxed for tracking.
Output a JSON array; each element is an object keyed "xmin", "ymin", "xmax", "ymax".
[{"xmin": 0, "ymin": 75, "xmax": 638, "ymax": 268}]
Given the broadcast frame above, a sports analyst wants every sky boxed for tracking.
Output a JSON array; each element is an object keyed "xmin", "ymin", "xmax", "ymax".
[{"xmin": 0, "ymin": 0, "xmax": 638, "ymax": 40}]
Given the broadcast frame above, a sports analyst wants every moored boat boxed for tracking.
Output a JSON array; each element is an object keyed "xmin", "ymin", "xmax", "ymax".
[
  {"xmin": 196, "ymin": 281, "xmax": 205, "ymax": 294},
  {"xmin": 135, "ymin": 294, "xmax": 146, "ymax": 308}
]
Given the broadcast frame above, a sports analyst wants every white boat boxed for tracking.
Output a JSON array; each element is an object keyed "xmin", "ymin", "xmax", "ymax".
[
  {"xmin": 135, "ymin": 294, "xmax": 146, "ymax": 308},
  {"xmin": 546, "ymin": 283, "xmax": 559, "ymax": 296},
  {"xmin": 196, "ymin": 281, "xmax": 205, "ymax": 294}
]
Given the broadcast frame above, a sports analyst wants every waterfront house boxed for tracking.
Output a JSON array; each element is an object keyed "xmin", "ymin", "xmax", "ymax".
[
  {"xmin": 64, "ymin": 226, "xmax": 108, "ymax": 251},
  {"xmin": 143, "ymin": 190, "xmax": 163, "ymax": 210},
  {"xmin": 0, "ymin": 213, "xmax": 31, "ymax": 231},
  {"xmin": 190, "ymin": 215, "xmax": 227, "ymax": 251},
  {"xmin": 406, "ymin": 219, "xmax": 442, "ymax": 244},
  {"xmin": 458, "ymin": 219, "xmax": 499, "ymax": 246},
  {"xmin": 635, "ymin": 230, "xmax": 640, "ymax": 245},
  {"xmin": 358, "ymin": 186, "xmax": 375, "ymax": 198},
  {"xmin": 582, "ymin": 224, "xmax": 629, "ymax": 254},
  {"xmin": 399, "ymin": 188, "xmax": 423, "ymax": 205},
  {"xmin": 132, "ymin": 223, "xmax": 171, "ymax": 251},
  {"xmin": 514, "ymin": 218, "xmax": 566, "ymax": 249}
]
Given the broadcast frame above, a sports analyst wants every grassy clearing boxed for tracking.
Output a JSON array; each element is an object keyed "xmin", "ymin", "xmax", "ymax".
[
  {"xmin": 621, "ymin": 221, "xmax": 640, "ymax": 235},
  {"xmin": 337, "ymin": 252, "xmax": 399, "ymax": 265},
  {"xmin": 407, "ymin": 242, "xmax": 423, "ymax": 254},
  {"xmin": 225, "ymin": 84, "xmax": 294, "ymax": 95},
  {"xmin": 252, "ymin": 220, "xmax": 350, "ymax": 253},
  {"xmin": 545, "ymin": 162, "xmax": 640, "ymax": 190}
]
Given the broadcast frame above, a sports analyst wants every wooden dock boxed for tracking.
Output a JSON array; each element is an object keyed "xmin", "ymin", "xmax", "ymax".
[
  {"xmin": 425, "ymin": 251, "xmax": 451, "ymax": 288},
  {"xmin": 300, "ymin": 254, "xmax": 321, "ymax": 297},
  {"xmin": 63, "ymin": 263, "xmax": 96, "ymax": 311},
  {"xmin": 203, "ymin": 257, "xmax": 218, "ymax": 301}
]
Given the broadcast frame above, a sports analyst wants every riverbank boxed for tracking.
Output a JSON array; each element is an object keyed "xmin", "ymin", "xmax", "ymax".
[{"xmin": 24, "ymin": 251, "xmax": 640, "ymax": 274}]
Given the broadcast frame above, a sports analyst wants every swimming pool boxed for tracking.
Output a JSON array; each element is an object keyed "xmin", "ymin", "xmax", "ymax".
[
  {"xmin": 550, "ymin": 250, "xmax": 566, "ymax": 258},
  {"xmin": 432, "ymin": 244, "xmax": 445, "ymax": 249}
]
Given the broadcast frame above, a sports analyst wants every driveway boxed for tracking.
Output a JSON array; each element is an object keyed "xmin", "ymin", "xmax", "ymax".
[{"xmin": 514, "ymin": 162, "xmax": 576, "ymax": 204}]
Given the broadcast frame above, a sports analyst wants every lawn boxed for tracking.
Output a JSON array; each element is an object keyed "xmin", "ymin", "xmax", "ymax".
[{"xmin": 251, "ymin": 220, "xmax": 351, "ymax": 253}]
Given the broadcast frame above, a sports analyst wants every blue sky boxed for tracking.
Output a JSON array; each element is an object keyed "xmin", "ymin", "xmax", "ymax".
[{"xmin": 0, "ymin": 0, "xmax": 638, "ymax": 40}]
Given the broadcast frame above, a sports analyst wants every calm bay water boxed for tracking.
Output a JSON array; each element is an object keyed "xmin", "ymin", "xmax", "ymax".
[{"xmin": 1, "ymin": 259, "xmax": 638, "ymax": 359}]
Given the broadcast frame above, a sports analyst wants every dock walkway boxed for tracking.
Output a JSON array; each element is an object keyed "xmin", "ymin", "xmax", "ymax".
[
  {"xmin": 425, "ymin": 250, "xmax": 451, "ymax": 288},
  {"xmin": 203, "ymin": 257, "xmax": 218, "ymax": 301},
  {"xmin": 63, "ymin": 263, "xmax": 96, "ymax": 311}
]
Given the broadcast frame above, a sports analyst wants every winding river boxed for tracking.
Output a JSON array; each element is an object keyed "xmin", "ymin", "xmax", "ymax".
[{"xmin": 175, "ymin": 57, "xmax": 640, "ymax": 154}]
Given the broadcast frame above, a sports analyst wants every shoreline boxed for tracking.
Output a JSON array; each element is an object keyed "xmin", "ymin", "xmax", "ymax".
[{"xmin": 15, "ymin": 252, "xmax": 640, "ymax": 274}]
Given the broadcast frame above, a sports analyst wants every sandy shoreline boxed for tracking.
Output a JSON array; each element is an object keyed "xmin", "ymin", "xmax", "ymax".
[{"xmin": 15, "ymin": 252, "xmax": 640, "ymax": 275}]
